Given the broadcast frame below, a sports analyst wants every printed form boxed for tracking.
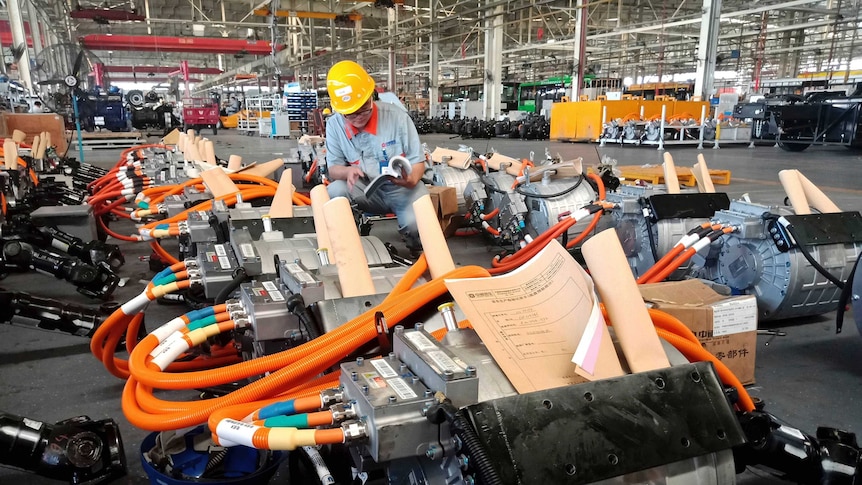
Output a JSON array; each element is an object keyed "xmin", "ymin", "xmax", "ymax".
[{"xmin": 445, "ymin": 240, "xmax": 622, "ymax": 393}]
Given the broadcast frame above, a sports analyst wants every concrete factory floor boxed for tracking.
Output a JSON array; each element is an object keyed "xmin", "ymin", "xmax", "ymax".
[{"xmin": 1, "ymin": 130, "xmax": 861, "ymax": 484}]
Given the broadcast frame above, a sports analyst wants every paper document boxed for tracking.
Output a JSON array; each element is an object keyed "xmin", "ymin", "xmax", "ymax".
[{"xmin": 445, "ymin": 240, "xmax": 622, "ymax": 393}]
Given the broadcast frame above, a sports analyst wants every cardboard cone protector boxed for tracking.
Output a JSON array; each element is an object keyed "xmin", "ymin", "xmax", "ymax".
[
  {"xmin": 661, "ymin": 152, "xmax": 681, "ymax": 194},
  {"xmin": 31, "ymin": 135, "xmax": 40, "ymax": 158},
  {"xmin": 413, "ymin": 194, "xmax": 455, "ymax": 279},
  {"xmin": 779, "ymin": 169, "xmax": 811, "ymax": 215},
  {"xmin": 693, "ymin": 154, "xmax": 716, "ymax": 194},
  {"xmin": 323, "ymin": 197, "xmax": 376, "ymax": 297},
  {"xmin": 177, "ymin": 133, "xmax": 187, "ymax": 153},
  {"xmin": 204, "ymin": 140, "xmax": 217, "ymax": 165},
  {"xmin": 186, "ymin": 128, "xmax": 196, "ymax": 139},
  {"xmin": 11, "ymin": 130, "xmax": 25, "ymax": 143},
  {"xmin": 796, "ymin": 171, "xmax": 841, "ymax": 214},
  {"xmin": 44, "ymin": 131, "xmax": 51, "ymax": 151},
  {"xmin": 269, "ymin": 169, "xmax": 294, "ymax": 218},
  {"xmin": 3, "ymin": 139, "xmax": 18, "ymax": 169},
  {"xmin": 36, "ymin": 133, "xmax": 48, "ymax": 159},
  {"xmin": 185, "ymin": 142, "xmax": 203, "ymax": 163},
  {"xmin": 227, "ymin": 155, "xmax": 243, "ymax": 171},
  {"xmin": 310, "ymin": 185, "xmax": 335, "ymax": 264},
  {"xmin": 431, "ymin": 147, "xmax": 472, "ymax": 170},
  {"xmin": 199, "ymin": 167, "xmax": 240, "ymax": 199},
  {"xmin": 581, "ymin": 229, "xmax": 670, "ymax": 372},
  {"xmin": 242, "ymin": 158, "xmax": 284, "ymax": 178},
  {"xmin": 486, "ymin": 153, "xmax": 523, "ymax": 176}
]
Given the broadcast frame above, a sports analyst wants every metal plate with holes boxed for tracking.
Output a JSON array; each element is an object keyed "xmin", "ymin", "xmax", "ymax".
[
  {"xmin": 648, "ymin": 193, "xmax": 731, "ymax": 221},
  {"xmin": 462, "ymin": 362, "xmax": 745, "ymax": 484},
  {"xmin": 782, "ymin": 212, "xmax": 862, "ymax": 246}
]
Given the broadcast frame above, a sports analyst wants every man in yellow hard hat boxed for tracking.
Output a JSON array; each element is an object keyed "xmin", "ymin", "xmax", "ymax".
[{"xmin": 324, "ymin": 60, "xmax": 427, "ymax": 252}]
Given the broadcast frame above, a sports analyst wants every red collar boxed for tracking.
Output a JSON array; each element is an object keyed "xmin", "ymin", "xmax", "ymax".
[{"xmin": 344, "ymin": 102, "xmax": 379, "ymax": 139}]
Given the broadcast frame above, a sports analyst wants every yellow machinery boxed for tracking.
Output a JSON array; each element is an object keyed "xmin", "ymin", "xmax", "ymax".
[{"xmin": 550, "ymin": 100, "xmax": 709, "ymax": 142}]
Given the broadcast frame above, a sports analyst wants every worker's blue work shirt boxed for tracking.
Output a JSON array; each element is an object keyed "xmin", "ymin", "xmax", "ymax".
[{"xmin": 325, "ymin": 101, "xmax": 424, "ymax": 175}]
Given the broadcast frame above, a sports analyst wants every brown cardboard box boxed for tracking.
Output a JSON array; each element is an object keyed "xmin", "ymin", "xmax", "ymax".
[
  {"xmin": 638, "ymin": 280, "xmax": 758, "ymax": 385},
  {"xmin": 426, "ymin": 185, "xmax": 460, "ymax": 236}
]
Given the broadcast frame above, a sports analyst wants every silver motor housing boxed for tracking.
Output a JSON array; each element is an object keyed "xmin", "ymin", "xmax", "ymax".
[
  {"xmin": 431, "ymin": 165, "xmax": 480, "ymax": 214},
  {"xmin": 696, "ymin": 200, "xmax": 862, "ymax": 321},
  {"xmin": 606, "ymin": 186, "xmax": 708, "ymax": 280},
  {"xmin": 480, "ymin": 171, "xmax": 598, "ymax": 242}
]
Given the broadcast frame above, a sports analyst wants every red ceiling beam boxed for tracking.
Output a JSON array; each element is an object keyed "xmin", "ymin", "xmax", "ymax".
[
  {"xmin": 79, "ymin": 34, "xmax": 281, "ymax": 55},
  {"xmin": 110, "ymin": 76, "xmax": 203, "ymax": 83},
  {"xmin": 102, "ymin": 65, "xmax": 224, "ymax": 75}
]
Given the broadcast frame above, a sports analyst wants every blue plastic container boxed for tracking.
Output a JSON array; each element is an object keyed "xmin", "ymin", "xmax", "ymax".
[{"xmin": 140, "ymin": 428, "xmax": 285, "ymax": 485}]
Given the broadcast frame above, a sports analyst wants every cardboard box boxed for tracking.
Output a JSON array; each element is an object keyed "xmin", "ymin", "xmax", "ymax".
[
  {"xmin": 426, "ymin": 185, "xmax": 460, "ymax": 236},
  {"xmin": 638, "ymin": 279, "xmax": 758, "ymax": 385},
  {"xmin": 427, "ymin": 185, "xmax": 458, "ymax": 217}
]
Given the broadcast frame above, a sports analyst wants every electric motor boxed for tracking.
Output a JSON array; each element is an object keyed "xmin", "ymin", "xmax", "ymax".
[
  {"xmin": 431, "ymin": 164, "xmax": 480, "ymax": 213},
  {"xmin": 517, "ymin": 175, "xmax": 597, "ymax": 235},
  {"xmin": 697, "ymin": 200, "xmax": 862, "ymax": 321},
  {"xmin": 606, "ymin": 187, "xmax": 730, "ymax": 279}
]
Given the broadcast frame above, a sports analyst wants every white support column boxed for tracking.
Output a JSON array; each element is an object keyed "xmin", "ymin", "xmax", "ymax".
[
  {"xmin": 7, "ymin": 0, "xmax": 33, "ymax": 92},
  {"xmin": 694, "ymin": 0, "xmax": 722, "ymax": 100},
  {"xmin": 428, "ymin": 0, "xmax": 438, "ymax": 118},
  {"xmin": 355, "ymin": 18, "xmax": 363, "ymax": 64},
  {"xmin": 388, "ymin": 8, "xmax": 397, "ymax": 91},
  {"xmin": 482, "ymin": 3, "xmax": 503, "ymax": 120},
  {"xmin": 571, "ymin": 0, "xmax": 586, "ymax": 100},
  {"xmin": 26, "ymin": 0, "xmax": 42, "ymax": 57}
]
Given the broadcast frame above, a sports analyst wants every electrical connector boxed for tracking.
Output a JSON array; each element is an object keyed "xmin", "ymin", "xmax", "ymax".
[
  {"xmin": 320, "ymin": 388, "xmax": 344, "ymax": 407},
  {"xmin": 329, "ymin": 403, "xmax": 356, "ymax": 422},
  {"xmin": 340, "ymin": 420, "xmax": 367, "ymax": 441}
]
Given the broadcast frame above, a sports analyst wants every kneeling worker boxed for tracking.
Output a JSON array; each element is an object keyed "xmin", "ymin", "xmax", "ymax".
[{"xmin": 324, "ymin": 60, "xmax": 428, "ymax": 252}]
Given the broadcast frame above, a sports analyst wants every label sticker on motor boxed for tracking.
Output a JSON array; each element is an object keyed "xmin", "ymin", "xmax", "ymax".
[
  {"xmin": 404, "ymin": 332, "xmax": 438, "ymax": 352},
  {"xmin": 261, "ymin": 281, "xmax": 285, "ymax": 302},
  {"xmin": 387, "ymin": 377, "xmax": 417, "ymax": 400},
  {"xmin": 217, "ymin": 256, "xmax": 231, "ymax": 270},
  {"xmin": 215, "ymin": 244, "xmax": 227, "ymax": 256},
  {"xmin": 370, "ymin": 359, "xmax": 398, "ymax": 378},
  {"xmin": 240, "ymin": 243, "xmax": 256, "ymax": 258},
  {"xmin": 427, "ymin": 350, "xmax": 463, "ymax": 374},
  {"xmin": 362, "ymin": 372, "xmax": 386, "ymax": 389},
  {"xmin": 286, "ymin": 263, "xmax": 315, "ymax": 284}
]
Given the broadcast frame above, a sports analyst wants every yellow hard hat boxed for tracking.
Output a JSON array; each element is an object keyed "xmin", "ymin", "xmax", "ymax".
[
  {"xmin": 322, "ymin": 107, "xmax": 332, "ymax": 115},
  {"xmin": 327, "ymin": 60, "xmax": 375, "ymax": 115}
]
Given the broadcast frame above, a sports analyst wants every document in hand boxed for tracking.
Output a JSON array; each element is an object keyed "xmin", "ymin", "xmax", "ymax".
[
  {"xmin": 444, "ymin": 240, "xmax": 623, "ymax": 393},
  {"xmin": 364, "ymin": 155, "xmax": 413, "ymax": 197}
]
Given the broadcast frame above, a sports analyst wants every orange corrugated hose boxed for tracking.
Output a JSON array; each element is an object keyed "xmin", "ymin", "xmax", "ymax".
[
  {"xmin": 122, "ymin": 265, "xmax": 490, "ymax": 431},
  {"xmin": 150, "ymin": 241, "xmax": 181, "ymax": 265},
  {"xmin": 600, "ymin": 304, "xmax": 755, "ymax": 413}
]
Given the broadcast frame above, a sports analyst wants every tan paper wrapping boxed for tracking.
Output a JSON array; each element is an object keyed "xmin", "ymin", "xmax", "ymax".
[
  {"xmin": 227, "ymin": 155, "xmax": 243, "ymax": 171},
  {"xmin": 413, "ymin": 194, "xmax": 456, "ymax": 279},
  {"xmin": 662, "ymin": 152, "xmax": 681, "ymax": 194},
  {"xmin": 242, "ymin": 158, "xmax": 284, "ymax": 178},
  {"xmin": 779, "ymin": 169, "xmax": 811, "ymax": 215},
  {"xmin": 324, "ymin": 197, "xmax": 376, "ymax": 297},
  {"xmin": 3, "ymin": 139, "xmax": 18, "ymax": 169},
  {"xmin": 796, "ymin": 171, "xmax": 841, "ymax": 213},
  {"xmin": 199, "ymin": 167, "xmax": 239, "ymax": 199},
  {"xmin": 693, "ymin": 154, "xmax": 716, "ymax": 193},
  {"xmin": 269, "ymin": 169, "xmax": 295, "ymax": 218},
  {"xmin": 581, "ymin": 229, "xmax": 670, "ymax": 372},
  {"xmin": 310, "ymin": 185, "xmax": 335, "ymax": 263},
  {"xmin": 203, "ymin": 140, "xmax": 217, "ymax": 166}
]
